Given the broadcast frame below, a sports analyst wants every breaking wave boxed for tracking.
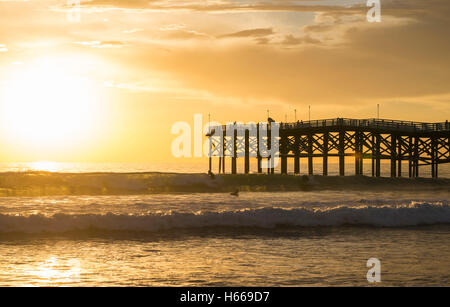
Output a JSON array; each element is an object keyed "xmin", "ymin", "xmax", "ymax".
[{"xmin": 0, "ymin": 203, "xmax": 449, "ymax": 233}]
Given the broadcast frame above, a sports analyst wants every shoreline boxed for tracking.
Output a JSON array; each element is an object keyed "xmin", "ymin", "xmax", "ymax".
[{"xmin": 0, "ymin": 172, "xmax": 448, "ymax": 197}]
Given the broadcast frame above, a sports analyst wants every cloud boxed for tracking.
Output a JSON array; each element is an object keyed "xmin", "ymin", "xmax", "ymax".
[
  {"xmin": 116, "ymin": 0, "xmax": 450, "ymax": 111},
  {"xmin": 159, "ymin": 24, "xmax": 186, "ymax": 31},
  {"xmin": 163, "ymin": 29, "xmax": 212, "ymax": 40},
  {"xmin": 80, "ymin": 0, "xmax": 365, "ymax": 14},
  {"xmin": 74, "ymin": 40, "xmax": 125, "ymax": 48},
  {"xmin": 158, "ymin": 24, "xmax": 212, "ymax": 40},
  {"xmin": 122, "ymin": 28, "xmax": 144, "ymax": 34},
  {"xmin": 219, "ymin": 28, "xmax": 275, "ymax": 39},
  {"xmin": 79, "ymin": 0, "xmax": 153, "ymax": 9},
  {"xmin": 281, "ymin": 35, "xmax": 321, "ymax": 46},
  {"xmin": 3, "ymin": 0, "xmax": 448, "ymax": 118}
]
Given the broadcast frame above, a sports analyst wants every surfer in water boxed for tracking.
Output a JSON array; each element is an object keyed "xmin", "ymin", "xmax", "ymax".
[{"xmin": 230, "ymin": 189, "xmax": 239, "ymax": 197}]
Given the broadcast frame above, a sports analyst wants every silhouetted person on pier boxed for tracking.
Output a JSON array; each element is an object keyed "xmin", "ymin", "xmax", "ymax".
[{"xmin": 208, "ymin": 170, "xmax": 215, "ymax": 180}]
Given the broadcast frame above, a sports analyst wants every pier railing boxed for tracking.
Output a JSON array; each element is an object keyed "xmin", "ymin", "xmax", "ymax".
[
  {"xmin": 280, "ymin": 118, "xmax": 450, "ymax": 132},
  {"xmin": 210, "ymin": 118, "xmax": 450, "ymax": 133}
]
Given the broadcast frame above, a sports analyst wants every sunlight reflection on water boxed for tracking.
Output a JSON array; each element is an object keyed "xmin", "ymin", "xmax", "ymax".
[{"xmin": 16, "ymin": 256, "xmax": 81, "ymax": 287}]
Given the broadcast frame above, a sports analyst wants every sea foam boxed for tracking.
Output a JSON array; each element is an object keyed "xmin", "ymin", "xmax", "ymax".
[{"xmin": 0, "ymin": 202, "xmax": 448, "ymax": 233}]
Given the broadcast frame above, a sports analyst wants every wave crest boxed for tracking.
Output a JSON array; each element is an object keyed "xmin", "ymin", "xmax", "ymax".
[{"xmin": 0, "ymin": 203, "xmax": 449, "ymax": 233}]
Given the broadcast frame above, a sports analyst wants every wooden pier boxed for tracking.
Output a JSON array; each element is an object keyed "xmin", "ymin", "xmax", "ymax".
[{"xmin": 207, "ymin": 118, "xmax": 450, "ymax": 178}]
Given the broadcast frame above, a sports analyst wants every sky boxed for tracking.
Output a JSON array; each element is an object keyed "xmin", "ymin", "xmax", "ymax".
[{"xmin": 0, "ymin": 0, "xmax": 449, "ymax": 163}]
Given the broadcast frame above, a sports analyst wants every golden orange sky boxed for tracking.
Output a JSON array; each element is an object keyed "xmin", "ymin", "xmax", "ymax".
[{"xmin": 0, "ymin": 0, "xmax": 449, "ymax": 163}]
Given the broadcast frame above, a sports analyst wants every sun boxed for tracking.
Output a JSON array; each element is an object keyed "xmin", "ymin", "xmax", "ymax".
[{"xmin": 1, "ymin": 56, "xmax": 101, "ymax": 149}]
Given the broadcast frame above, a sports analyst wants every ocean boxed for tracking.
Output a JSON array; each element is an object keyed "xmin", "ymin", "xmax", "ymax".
[{"xmin": 0, "ymin": 162, "xmax": 448, "ymax": 286}]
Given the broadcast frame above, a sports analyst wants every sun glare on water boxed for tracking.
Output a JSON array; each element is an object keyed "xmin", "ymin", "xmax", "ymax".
[
  {"xmin": 1, "ymin": 56, "xmax": 101, "ymax": 149},
  {"xmin": 23, "ymin": 257, "xmax": 82, "ymax": 286},
  {"xmin": 30, "ymin": 161, "xmax": 60, "ymax": 172}
]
